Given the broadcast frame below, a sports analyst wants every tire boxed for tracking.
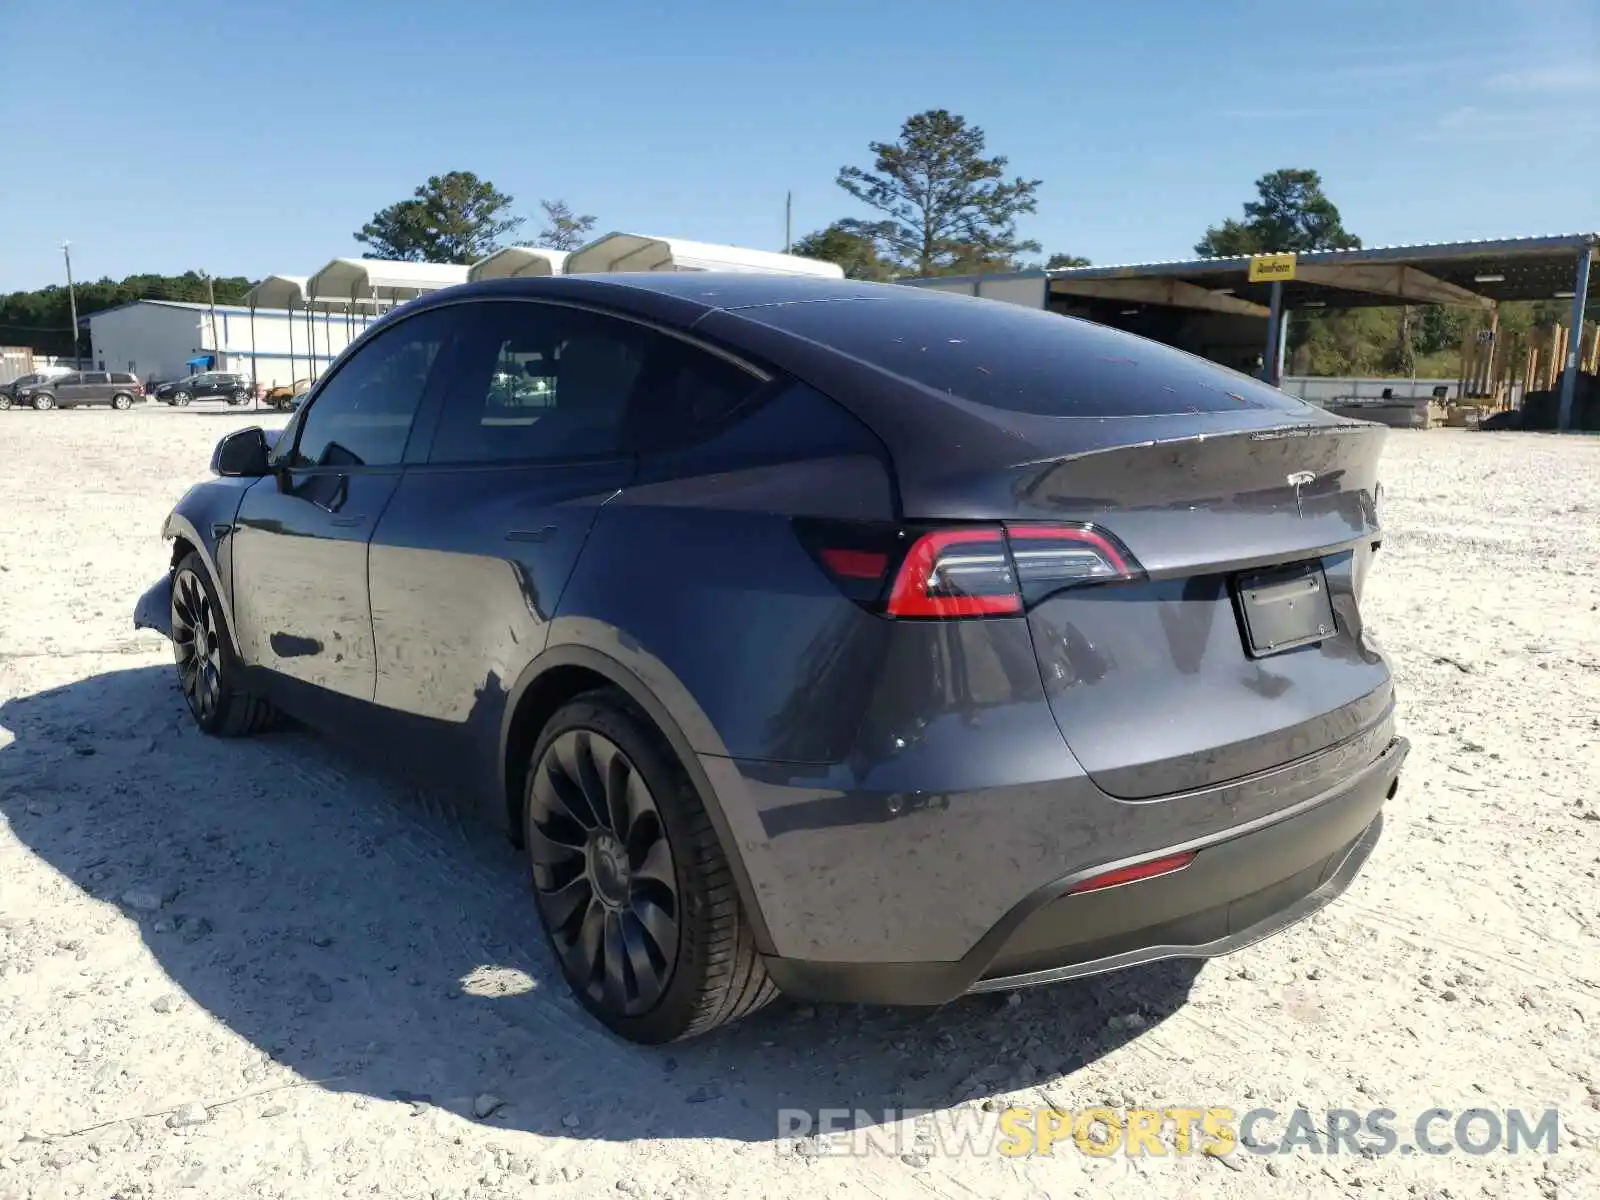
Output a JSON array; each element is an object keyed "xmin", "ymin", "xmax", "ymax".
[
  {"xmin": 524, "ymin": 689, "xmax": 776, "ymax": 1043},
  {"xmin": 172, "ymin": 391, "xmax": 191, "ymax": 407},
  {"xmin": 0, "ymin": 395, "xmax": 10, "ymax": 411},
  {"xmin": 111, "ymin": 392, "xmax": 133, "ymax": 411},
  {"xmin": 170, "ymin": 552, "xmax": 279, "ymax": 736},
  {"xmin": 231, "ymin": 390, "xmax": 251, "ymax": 406},
  {"xmin": 31, "ymin": 393, "xmax": 55, "ymax": 411}
]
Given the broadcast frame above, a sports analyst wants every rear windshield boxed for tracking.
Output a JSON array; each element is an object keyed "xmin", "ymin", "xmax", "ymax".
[{"xmin": 743, "ymin": 293, "xmax": 1313, "ymax": 418}]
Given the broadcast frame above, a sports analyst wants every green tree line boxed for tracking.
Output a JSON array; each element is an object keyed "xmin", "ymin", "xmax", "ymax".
[{"xmin": 1, "ymin": 272, "xmax": 254, "ymax": 359}]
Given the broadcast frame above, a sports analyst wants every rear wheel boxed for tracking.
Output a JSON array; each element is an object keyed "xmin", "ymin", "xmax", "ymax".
[
  {"xmin": 170, "ymin": 552, "xmax": 278, "ymax": 736},
  {"xmin": 111, "ymin": 392, "xmax": 133, "ymax": 411},
  {"xmin": 524, "ymin": 690, "xmax": 776, "ymax": 1042},
  {"xmin": 0, "ymin": 394, "xmax": 10, "ymax": 411},
  {"xmin": 31, "ymin": 393, "xmax": 54, "ymax": 411},
  {"xmin": 171, "ymin": 390, "xmax": 191, "ymax": 407}
]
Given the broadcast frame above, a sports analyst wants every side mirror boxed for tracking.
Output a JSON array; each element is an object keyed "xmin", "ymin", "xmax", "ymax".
[{"xmin": 210, "ymin": 427, "xmax": 272, "ymax": 477}]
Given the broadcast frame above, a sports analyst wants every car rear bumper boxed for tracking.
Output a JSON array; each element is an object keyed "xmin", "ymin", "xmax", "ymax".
[{"xmin": 759, "ymin": 734, "xmax": 1406, "ymax": 1006}]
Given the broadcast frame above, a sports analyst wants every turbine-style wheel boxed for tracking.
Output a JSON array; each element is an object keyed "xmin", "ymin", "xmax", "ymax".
[
  {"xmin": 167, "ymin": 552, "xmax": 278, "ymax": 736},
  {"xmin": 523, "ymin": 691, "xmax": 778, "ymax": 1043},
  {"xmin": 171, "ymin": 564, "xmax": 224, "ymax": 725},
  {"xmin": 528, "ymin": 728, "xmax": 680, "ymax": 1017}
]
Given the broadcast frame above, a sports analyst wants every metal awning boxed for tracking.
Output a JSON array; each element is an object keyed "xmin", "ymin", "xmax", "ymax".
[{"xmin": 1047, "ymin": 233, "xmax": 1600, "ymax": 310}]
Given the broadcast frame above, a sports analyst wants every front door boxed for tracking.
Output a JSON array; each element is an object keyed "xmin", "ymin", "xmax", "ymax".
[{"xmin": 230, "ymin": 306, "xmax": 455, "ymax": 704}]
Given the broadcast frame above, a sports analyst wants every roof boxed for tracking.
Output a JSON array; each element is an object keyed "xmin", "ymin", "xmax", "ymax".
[
  {"xmin": 565, "ymin": 233, "xmax": 845, "ymax": 278},
  {"xmin": 243, "ymin": 274, "xmax": 308, "ymax": 308},
  {"xmin": 906, "ymin": 232, "xmax": 1599, "ymax": 311},
  {"xmin": 468, "ymin": 246, "xmax": 569, "ymax": 282},
  {"xmin": 306, "ymin": 258, "xmax": 471, "ymax": 306}
]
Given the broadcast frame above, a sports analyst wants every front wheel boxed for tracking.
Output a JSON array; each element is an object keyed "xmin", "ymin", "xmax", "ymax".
[
  {"xmin": 111, "ymin": 392, "xmax": 134, "ymax": 411},
  {"xmin": 31, "ymin": 394, "xmax": 55, "ymax": 411},
  {"xmin": 231, "ymin": 390, "xmax": 251, "ymax": 406},
  {"xmin": 170, "ymin": 553, "xmax": 278, "ymax": 736},
  {"xmin": 524, "ymin": 691, "xmax": 776, "ymax": 1043},
  {"xmin": 0, "ymin": 394, "xmax": 11, "ymax": 411}
]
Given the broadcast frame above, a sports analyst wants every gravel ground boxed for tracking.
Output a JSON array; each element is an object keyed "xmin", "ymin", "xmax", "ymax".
[{"xmin": 0, "ymin": 406, "xmax": 1596, "ymax": 1200}]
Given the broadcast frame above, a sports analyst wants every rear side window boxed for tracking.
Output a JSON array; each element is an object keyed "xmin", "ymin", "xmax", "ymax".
[
  {"xmin": 111, "ymin": 373, "xmax": 136, "ymax": 384},
  {"xmin": 741, "ymin": 293, "xmax": 1313, "ymax": 417},
  {"xmin": 428, "ymin": 301, "xmax": 655, "ymax": 464},
  {"xmin": 85, "ymin": 373, "xmax": 110, "ymax": 384},
  {"xmin": 54, "ymin": 374, "xmax": 80, "ymax": 386}
]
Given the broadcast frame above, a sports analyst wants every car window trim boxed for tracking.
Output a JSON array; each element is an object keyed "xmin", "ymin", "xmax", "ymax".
[{"xmin": 406, "ymin": 295, "xmax": 775, "ymax": 470}]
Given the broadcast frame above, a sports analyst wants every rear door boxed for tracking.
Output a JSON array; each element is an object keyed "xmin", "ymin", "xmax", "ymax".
[
  {"xmin": 230, "ymin": 307, "xmax": 454, "ymax": 704},
  {"xmin": 83, "ymin": 372, "xmax": 112, "ymax": 404},
  {"xmin": 368, "ymin": 299, "xmax": 644, "ymax": 731}
]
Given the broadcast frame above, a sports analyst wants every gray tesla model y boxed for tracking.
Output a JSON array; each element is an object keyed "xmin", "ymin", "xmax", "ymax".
[{"xmin": 135, "ymin": 273, "xmax": 1407, "ymax": 1043}]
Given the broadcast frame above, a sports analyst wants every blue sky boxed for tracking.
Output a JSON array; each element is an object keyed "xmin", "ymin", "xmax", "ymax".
[{"xmin": 2, "ymin": 0, "xmax": 1597, "ymax": 291}]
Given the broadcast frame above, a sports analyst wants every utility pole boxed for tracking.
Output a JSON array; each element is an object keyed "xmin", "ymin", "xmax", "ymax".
[
  {"xmin": 61, "ymin": 242, "xmax": 80, "ymax": 368},
  {"xmin": 203, "ymin": 272, "xmax": 219, "ymax": 371},
  {"xmin": 784, "ymin": 192, "xmax": 792, "ymax": 254}
]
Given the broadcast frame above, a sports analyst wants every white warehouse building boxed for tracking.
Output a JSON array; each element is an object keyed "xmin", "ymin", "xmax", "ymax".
[{"xmin": 86, "ymin": 299, "xmax": 371, "ymax": 390}]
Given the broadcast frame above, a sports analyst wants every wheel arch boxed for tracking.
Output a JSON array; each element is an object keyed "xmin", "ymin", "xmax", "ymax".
[
  {"xmin": 162, "ymin": 509, "xmax": 244, "ymax": 651},
  {"xmin": 499, "ymin": 642, "xmax": 775, "ymax": 953}
]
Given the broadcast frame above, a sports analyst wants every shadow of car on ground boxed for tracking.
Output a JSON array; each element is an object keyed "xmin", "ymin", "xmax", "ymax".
[{"xmin": 0, "ymin": 663, "xmax": 1200, "ymax": 1144}]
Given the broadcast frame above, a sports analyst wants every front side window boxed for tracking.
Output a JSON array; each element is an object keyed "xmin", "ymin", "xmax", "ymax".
[
  {"xmin": 428, "ymin": 301, "xmax": 650, "ymax": 464},
  {"xmin": 292, "ymin": 309, "xmax": 451, "ymax": 468}
]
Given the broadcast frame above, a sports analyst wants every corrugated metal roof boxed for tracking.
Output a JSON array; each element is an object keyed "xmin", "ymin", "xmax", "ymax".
[{"xmin": 1049, "ymin": 232, "xmax": 1600, "ymax": 279}]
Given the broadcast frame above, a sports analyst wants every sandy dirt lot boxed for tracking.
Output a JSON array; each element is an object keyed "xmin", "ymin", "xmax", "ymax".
[{"xmin": 0, "ymin": 406, "xmax": 1596, "ymax": 1200}]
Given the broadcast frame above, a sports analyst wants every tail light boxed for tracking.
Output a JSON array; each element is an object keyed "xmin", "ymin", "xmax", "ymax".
[{"xmin": 794, "ymin": 519, "xmax": 1142, "ymax": 619}]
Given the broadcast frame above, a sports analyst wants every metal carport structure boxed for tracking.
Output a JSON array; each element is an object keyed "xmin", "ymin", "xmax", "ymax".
[
  {"xmin": 566, "ymin": 233, "xmax": 845, "ymax": 278},
  {"xmin": 906, "ymin": 233, "xmax": 1599, "ymax": 430},
  {"xmin": 468, "ymin": 247, "xmax": 569, "ymax": 281},
  {"xmin": 301, "ymin": 258, "xmax": 470, "ymax": 378}
]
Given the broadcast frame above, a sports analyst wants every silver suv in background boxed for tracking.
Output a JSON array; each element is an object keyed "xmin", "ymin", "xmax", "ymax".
[{"xmin": 4, "ymin": 371, "xmax": 144, "ymax": 411}]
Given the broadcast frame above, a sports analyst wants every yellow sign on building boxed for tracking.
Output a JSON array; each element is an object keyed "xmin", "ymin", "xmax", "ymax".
[{"xmin": 1248, "ymin": 252, "xmax": 1298, "ymax": 283}]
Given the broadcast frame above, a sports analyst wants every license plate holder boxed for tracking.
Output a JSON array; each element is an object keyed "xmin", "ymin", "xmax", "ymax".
[{"xmin": 1232, "ymin": 561, "xmax": 1336, "ymax": 657}]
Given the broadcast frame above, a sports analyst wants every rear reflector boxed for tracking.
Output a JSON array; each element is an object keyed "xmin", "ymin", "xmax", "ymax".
[
  {"xmin": 1067, "ymin": 851, "xmax": 1196, "ymax": 895},
  {"xmin": 819, "ymin": 547, "xmax": 889, "ymax": 581}
]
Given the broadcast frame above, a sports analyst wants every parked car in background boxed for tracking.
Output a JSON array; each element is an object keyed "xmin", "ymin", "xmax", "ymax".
[
  {"xmin": 135, "ymin": 273, "xmax": 1404, "ymax": 1044},
  {"xmin": 1, "ymin": 373, "xmax": 59, "ymax": 407},
  {"xmin": 263, "ymin": 379, "xmax": 312, "ymax": 410},
  {"xmin": 7, "ymin": 371, "xmax": 144, "ymax": 411},
  {"xmin": 153, "ymin": 372, "xmax": 254, "ymax": 407}
]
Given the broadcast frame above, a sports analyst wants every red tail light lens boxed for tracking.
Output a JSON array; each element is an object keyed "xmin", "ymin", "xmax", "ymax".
[
  {"xmin": 796, "ymin": 519, "xmax": 1142, "ymax": 620},
  {"xmin": 887, "ymin": 528, "xmax": 1019, "ymax": 618},
  {"xmin": 1067, "ymin": 851, "xmax": 1196, "ymax": 895}
]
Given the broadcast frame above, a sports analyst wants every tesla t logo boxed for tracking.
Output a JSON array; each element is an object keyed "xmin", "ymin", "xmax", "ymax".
[{"xmin": 1286, "ymin": 471, "xmax": 1316, "ymax": 517}]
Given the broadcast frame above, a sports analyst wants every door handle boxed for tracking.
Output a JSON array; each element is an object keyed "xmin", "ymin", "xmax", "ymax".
[
  {"xmin": 330, "ymin": 515, "xmax": 366, "ymax": 527},
  {"xmin": 505, "ymin": 526, "xmax": 557, "ymax": 543}
]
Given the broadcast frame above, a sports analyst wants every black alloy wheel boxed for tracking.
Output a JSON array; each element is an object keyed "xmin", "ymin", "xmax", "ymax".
[
  {"xmin": 527, "ymin": 728, "xmax": 680, "ymax": 1017},
  {"xmin": 168, "ymin": 552, "xmax": 277, "ymax": 736},
  {"xmin": 171, "ymin": 565, "xmax": 224, "ymax": 725}
]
